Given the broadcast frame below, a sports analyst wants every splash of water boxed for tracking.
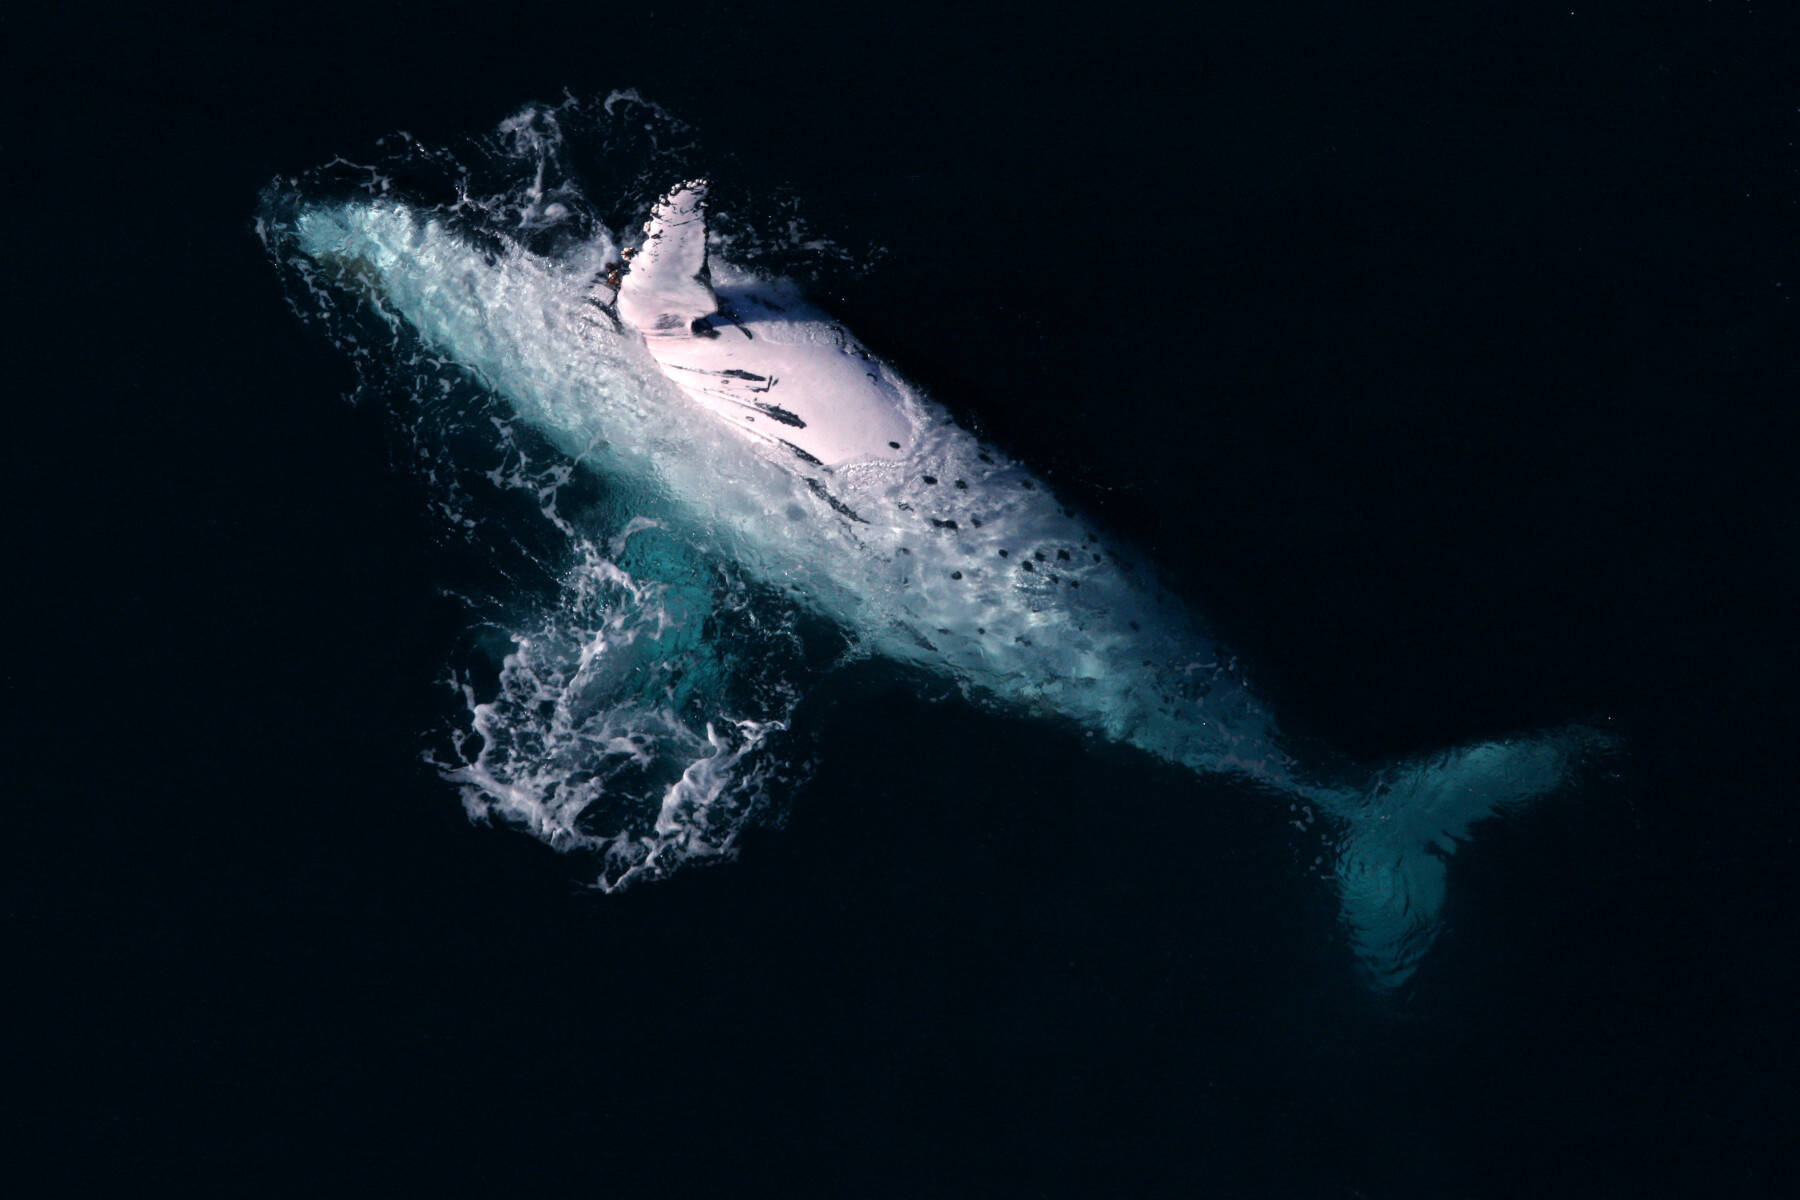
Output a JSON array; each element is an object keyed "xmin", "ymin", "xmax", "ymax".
[{"xmin": 260, "ymin": 93, "xmax": 847, "ymax": 886}]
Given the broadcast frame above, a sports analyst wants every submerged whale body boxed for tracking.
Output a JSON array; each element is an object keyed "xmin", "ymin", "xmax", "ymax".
[{"xmin": 264, "ymin": 151, "xmax": 1612, "ymax": 990}]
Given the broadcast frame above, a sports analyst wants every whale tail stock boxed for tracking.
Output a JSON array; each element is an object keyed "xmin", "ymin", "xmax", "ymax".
[{"xmin": 1321, "ymin": 724, "xmax": 1619, "ymax": 991}]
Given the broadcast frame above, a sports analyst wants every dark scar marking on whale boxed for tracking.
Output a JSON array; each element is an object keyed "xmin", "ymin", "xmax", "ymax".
[
  {"xmin": 781, "ymin": 440, "xmax": 824, "ymax": 467},
  {"xmin": 665, "ymin": 364, "xmax": 804, "ymax": 427},
  {"xmin": 805, "ymin": 477, "xmax": 866, "ymax": 523},
  {"xmin": 751, "ymin": 400, "xmax": 806, "ymax": 427}
]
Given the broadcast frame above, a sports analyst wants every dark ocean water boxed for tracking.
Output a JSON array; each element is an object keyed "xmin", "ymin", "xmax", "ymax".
[{"xmin": 13, "ymin": 2, "xmax": 1796, "ymax": 1195}]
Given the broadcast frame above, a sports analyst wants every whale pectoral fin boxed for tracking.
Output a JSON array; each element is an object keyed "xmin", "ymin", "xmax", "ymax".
[{"xmin": 618, "ymin": 179, "xmax": 718, "ymax": 335}]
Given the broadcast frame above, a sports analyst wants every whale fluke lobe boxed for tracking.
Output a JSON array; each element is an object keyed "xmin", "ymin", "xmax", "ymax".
[
  {"xmin": 618, "ymin": 179, "xmax": 717, "ymax": 334},
  {"xmin": 1330, "ymin": 725, "xmax": 1619, "ymax": 990}
]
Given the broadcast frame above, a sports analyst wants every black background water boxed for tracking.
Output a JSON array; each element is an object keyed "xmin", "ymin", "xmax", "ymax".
[{"xmin": 12, "ymin": 2, "xmax": 1796, "ymax": 1194}]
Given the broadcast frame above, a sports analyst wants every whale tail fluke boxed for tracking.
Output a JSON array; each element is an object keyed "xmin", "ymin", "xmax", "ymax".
[{"xmin": 1330, "ymin": 725, "xmax": 1619, "ymax": 991}]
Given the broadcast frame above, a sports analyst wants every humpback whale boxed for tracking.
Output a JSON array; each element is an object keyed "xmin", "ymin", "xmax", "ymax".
[{"xmin": 264, "ymin": 169, "xmax": 1614, "ymax": 991}]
